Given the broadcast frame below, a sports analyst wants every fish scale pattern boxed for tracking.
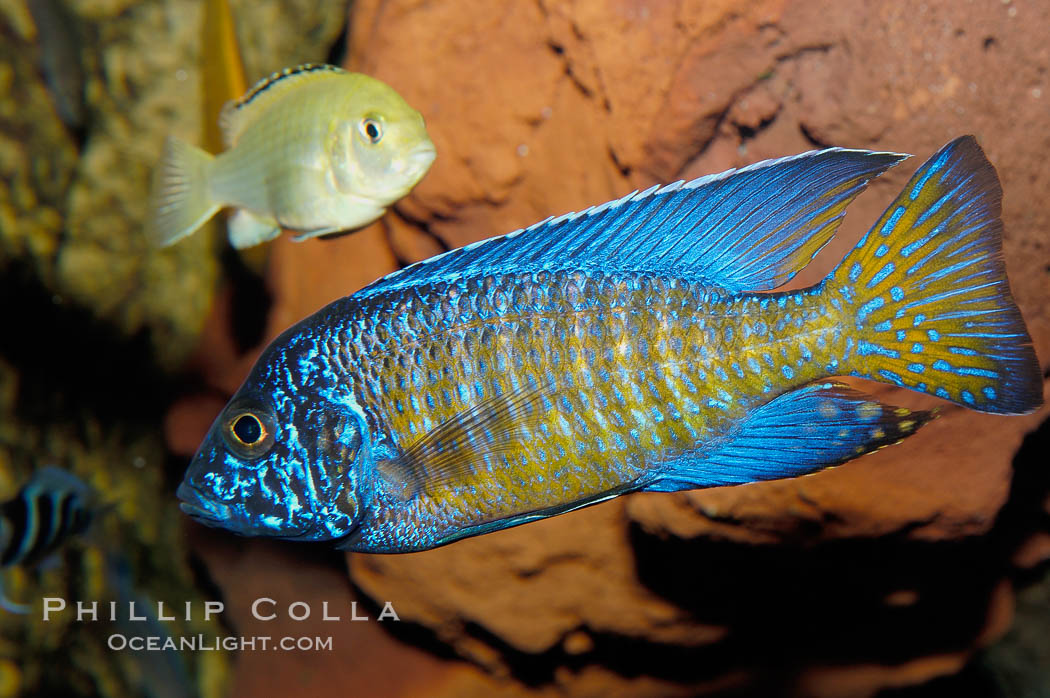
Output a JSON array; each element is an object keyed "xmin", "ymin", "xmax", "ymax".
[{"xmin": 333, "ymin": 271, "xmax": 834, "ymax": 551}]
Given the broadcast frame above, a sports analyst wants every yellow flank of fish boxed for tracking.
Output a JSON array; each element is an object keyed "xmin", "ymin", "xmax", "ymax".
[{"xmin": 147, "ymin": 64, "xmax": 436, "ymax": 249}]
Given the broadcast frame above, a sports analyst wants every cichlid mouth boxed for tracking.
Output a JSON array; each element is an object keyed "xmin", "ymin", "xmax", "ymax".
[
  {"xmin": 176, "ymin": 481, "xmax": 230, "ymax": 526},
  {"xmin": 406, "ymin": 144, "xmax": 436, "ymax": 175}
]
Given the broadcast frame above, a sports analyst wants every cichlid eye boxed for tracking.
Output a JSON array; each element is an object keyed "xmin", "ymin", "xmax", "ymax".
[
  {"xmin": 360, "ymin": 117, "xmax": 383, "ymax": 144},
  {"xmin": 222, "ymin": 398, "xmax": 276, "ymax": 459},
  {"xmin": 233, "ymin": 414, "xmax": 263, "ymax": 445}
]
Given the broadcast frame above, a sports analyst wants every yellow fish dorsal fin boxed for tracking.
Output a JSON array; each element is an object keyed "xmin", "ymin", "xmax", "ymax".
[
  {"xmin": 376, "ymin": 385, "xmax": 551, "ymax": 501},
  {"xmin": 201, "ymin": 0, "xmax": 248, "ymax": 154},
  {"xmin": 218, "ymin": 63, "xmax": 346, "ymax": 148}
]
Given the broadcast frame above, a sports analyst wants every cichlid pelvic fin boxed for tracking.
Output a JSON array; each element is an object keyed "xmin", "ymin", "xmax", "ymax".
[
  {"xmin": 228, "ymin": 209, "xmax": 280, "ymax": 248},
  {"xmin": 146, "ymin": 136, "xmax": 220, "ymax": 246},
  {"xmin": 339, "ymin": 484, "xmax": 636, "ymax": 551},
  {"xmin": 376, "ymin": 385, "xmax": 551, "ymax": 500},
  {"xmin": 829, "ymin": 135, "xmax": 1042, "ymax": 415},
  {"xmin": 645, "ymin": 381, "xmax": 937, "ymax": 491}
]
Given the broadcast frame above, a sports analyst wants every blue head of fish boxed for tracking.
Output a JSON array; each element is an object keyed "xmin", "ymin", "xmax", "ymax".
[{"xmin": 177, "ymin": 330, "xmax": 369, "ymax": 541}]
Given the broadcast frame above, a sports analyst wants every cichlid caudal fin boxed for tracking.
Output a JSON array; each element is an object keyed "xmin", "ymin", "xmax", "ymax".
[
  {"xmin": 830, "ymin": 136, "xmax": 1042, "ymax": 414},
  {"xmin": 146, "ymin": 136, "xmax": 221, "ymax": 247}
]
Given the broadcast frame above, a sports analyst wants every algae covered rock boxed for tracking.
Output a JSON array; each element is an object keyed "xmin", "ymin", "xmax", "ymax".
[
  {"xmin": 1, "ymin": 0, "xmax": 346, "ymax": 367},
  {"xmin": 0, "ymin": 0, "xmax": 345, "ymax": 696},
  {"xmin": 0, "ymin": 1, "xmax": 77, "ymax": 277},
  {"xmin": 0, "ymin": 350, "xmax": 230, "ymax": 698}
]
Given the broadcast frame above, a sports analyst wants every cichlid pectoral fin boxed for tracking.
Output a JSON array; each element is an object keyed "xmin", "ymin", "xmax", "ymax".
[
  {"xmin": 227, "ymin": 210, "xmax": 281, "ymax": 248},
  {"xmin": 645, "ymin": 381, "xmax": 937, "ymax": 492},
  {"xmin": 376, "ymin": 385, "xmax": 551, "ymax": 501}
]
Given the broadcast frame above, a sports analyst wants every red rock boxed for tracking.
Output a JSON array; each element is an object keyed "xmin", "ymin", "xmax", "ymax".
[
  {"xmin": 727, "ymin": 82, "xmax": 782, "ymax": 132},
  {"xmin": 793, "ymin": 654, "xmax": 969, "ymax": 698},
  {"xmin": 187, "ymin": 534, "xmax": 459, "ymax": 698},
  {"xmin": 977, "ymin": 580, "xmax": 1016, "ymax": 648},
  {"xmin": 163, "ymin": 392, "xmax": 227, "ymax": 458},
  {"xmin": 1013, "ymin": 532, "xmax": 1050, "ymax": 571},
  {"xmin": 264, "ymin": 225, "xmax": 399, "ymax": 339},
  {"xmin": 349, "ymin": 503, "xmax": 726, "ymax": 662}
]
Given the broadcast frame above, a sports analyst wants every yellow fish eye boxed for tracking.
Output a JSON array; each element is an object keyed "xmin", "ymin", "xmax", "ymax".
[{"xmin": 360, "ymin": 117, "xmax": 383, "ymax": 144}]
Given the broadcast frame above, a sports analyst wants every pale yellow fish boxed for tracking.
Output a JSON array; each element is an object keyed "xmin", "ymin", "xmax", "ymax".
[
  {"xmin": 199, "ymin": 0, "xmax": 271, "ymax": 272},
  {"xmin": 148, "ymin": 64, "xmax": 436, "ymax": 249}
]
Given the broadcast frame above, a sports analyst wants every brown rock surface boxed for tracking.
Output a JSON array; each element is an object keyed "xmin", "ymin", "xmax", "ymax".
[{"xmin": 178, "ymin": 1, "xmax": 1050, "ymax": 696}]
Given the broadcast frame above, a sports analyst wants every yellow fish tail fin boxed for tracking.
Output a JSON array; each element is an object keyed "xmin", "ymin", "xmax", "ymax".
[
  {"xmin": 830, "ymin": 136, "xmax": 1042, "ymax": 414},
  {"xmin": 146, "ymin": 136, "xmax": 220, "ymax": 247}
]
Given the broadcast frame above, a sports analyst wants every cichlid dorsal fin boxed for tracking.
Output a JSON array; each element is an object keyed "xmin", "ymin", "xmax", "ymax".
[
  {"xmin": 644, "ymin": 381, "xmax": 937, "ymax": 492},
  {"xmin": 219, "ymin": 63, "xmax": 346, "ymax": 148},
  {"xmin": 375, "ymin": 385, "xmax": 550, "ymax": 501},
  {"xmin": 357, "ymin": 147, "xmax": 909, "ymax": 298},
  {"xmin": 20, "ymin": 465, "xmax": 93, "ymax": 496}
]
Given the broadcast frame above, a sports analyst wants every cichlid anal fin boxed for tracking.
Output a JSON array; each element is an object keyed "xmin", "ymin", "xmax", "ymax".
[
  {"xmin": 645, "ymin": 381, "xmax": 937, "ymax": 492},
  {"xmin": 219, "ymin": 63, "xmax": 345, "ymax": 148},
  {"xmin": 376, "ymin": 385, "xmax": 550, "ymax": 500},
  {"xmin": 357, "ymin": 147, "xmax": 908, "ymax": 299}
]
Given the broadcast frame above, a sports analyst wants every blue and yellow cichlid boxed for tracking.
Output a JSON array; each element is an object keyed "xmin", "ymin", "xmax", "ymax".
[
  {"xmin": 178, "ymin": 137, "xmax": 1042, "ymax": 553},
  {"xmin": 148, "ymin": 64, "xmax": 436, "ymax": 249}
]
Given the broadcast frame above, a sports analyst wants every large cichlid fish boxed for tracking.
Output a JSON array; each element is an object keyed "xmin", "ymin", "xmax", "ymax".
[
  {"xmin": 148, "ymin": 64, "xmax": 436, "ymax": 249},
  {"xmin": 177, "ymin": 136, "xmax": 1042, "ymax": 553}
]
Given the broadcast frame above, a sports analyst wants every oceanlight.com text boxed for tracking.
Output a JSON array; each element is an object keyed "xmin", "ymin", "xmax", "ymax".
[{"xmin": 108, "ymin": 634, "xmax": 334, "ymax": 652}]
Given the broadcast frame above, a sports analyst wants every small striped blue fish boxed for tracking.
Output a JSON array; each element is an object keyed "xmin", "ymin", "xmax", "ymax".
[
  {"xmin": 1, "ymin": 466, "xmax": 95, "ymax": 613},
  {"xmin": 178, "ymin": 136, "xmax": 1042, "ymax": 553}
]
